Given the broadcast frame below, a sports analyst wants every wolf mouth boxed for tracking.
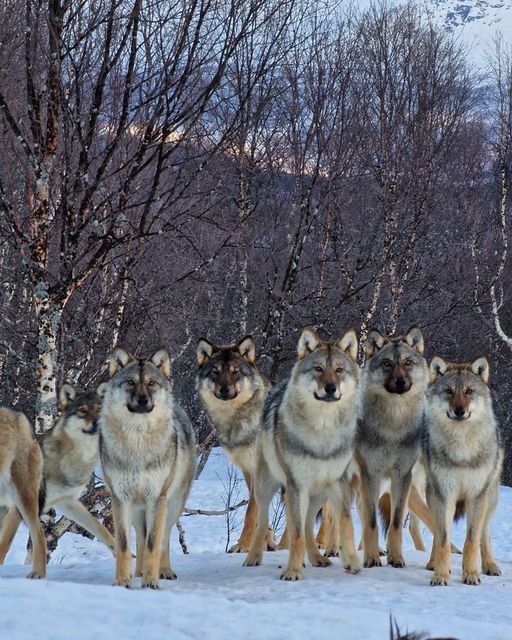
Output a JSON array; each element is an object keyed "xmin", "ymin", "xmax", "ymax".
[
  {"xmin": 313, "ymin": 393, "xmax": 340, "ymax": 402},
  {"xmin": 82, "ymin": 423, "xmax": 99, "ymax": 435},
  {"xmin": 128, "ymin": 406, "xmax": 153, "ymax": 414}
]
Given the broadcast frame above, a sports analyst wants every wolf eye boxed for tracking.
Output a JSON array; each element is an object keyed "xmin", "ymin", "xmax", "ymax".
[
  {"xmin": 404, "ymin": 359, "xmax": 413, "ymax": 367},
  {"xmin": 465, "ymin": 388, "xmax": 473, "ymax": 395},
  {"xmin": 231, "ymin": 367, "xmax": 240, "ymax": 374},
  {"xmin": 383, "ymin": 360, "xmax": 392, "ymax": 368},
  {"xmin": 148, "ymin": 380, "xmax": 156, "ymax": 386},
  {"xmin": 336, "ymin": 367, "xmax": 344, "ymax": 373},
  {"xmin": 444, "ymin": 388, "xmax": 453, "ymax": 395},
  {"xmin": 314, "ymin": 366, "xmax": 323, "ymax": 372},
  {"xmin": 126, "ymin": 380, "xmax": 135, "ymax": 386}
]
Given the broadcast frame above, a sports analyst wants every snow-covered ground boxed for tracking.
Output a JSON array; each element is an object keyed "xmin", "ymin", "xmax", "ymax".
[{"xmin": 1, "ymin": 448, "xmax": 512, "ymax": 640}]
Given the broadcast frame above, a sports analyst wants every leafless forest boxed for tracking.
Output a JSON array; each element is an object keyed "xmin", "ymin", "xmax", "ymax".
[{"xmin": 1, "ymin": 1, "xmax": 512, "ymax": 480}]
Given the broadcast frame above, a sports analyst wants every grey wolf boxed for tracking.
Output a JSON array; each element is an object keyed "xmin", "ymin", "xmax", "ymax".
[
  {"xmin": 99, "ymin": 348, "xmax": 195, "ymax": 588},
  {"xmin": 196, "ymin": 335, "xmax": 272, "ymax": 552},
  {"xmin": 0, "ymin": 384, "xmax": 115, "ymax": 560},
  {"xmin": 244, "ymin": 327, "xmax": 361, "ymax": 580},
  {"xmin": 354, "ymin": 326, "xmax": 428, "ymax": 568},
  {"xmin": 0, "ymin": 407, "xmax": 46, "ymax": 578},
  {"xmin": 423, "ymin": 356, "xmax": 502, "ymax": 586}
]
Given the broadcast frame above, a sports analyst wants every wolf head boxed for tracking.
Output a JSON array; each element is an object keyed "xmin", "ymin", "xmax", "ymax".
[
  {"xmin": 196, "ymin": 336, "xmax": 258, "ymax": 402},
  {"xmin": 428, "ymin": 356, "xmax": 490, "ymax": 422},
  {"xmin": 105, "ymin": 347, "xmax": 171, "ymax": 414},
  {"xmin": 365, "ymin": 326, "xmax": 427, "ymax": 395},
  {"xmin": 291, "ymin": 327, "xmax": 359, "ymax": 404},
  {"xmin": 59, "ymin": 384, "xmax": 102, "ymax": 436}
]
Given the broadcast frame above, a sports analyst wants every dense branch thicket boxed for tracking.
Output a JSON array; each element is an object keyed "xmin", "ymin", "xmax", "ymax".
[{"xmin": 1, "ymin": 1, "xmax": 512, "ymax": 479}]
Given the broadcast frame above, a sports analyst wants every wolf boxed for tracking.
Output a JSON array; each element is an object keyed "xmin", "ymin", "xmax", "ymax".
[
  {"xmin": 354, "ymin": 326, "xmax": 428, "ymax": 568},
  {"xmin": 99, "ymin": 348, "xmax": 195, "ymax": 588},
  {"xmin": 0, "ymin": 407, "xmax": 46, "ymax": 578},
  {"xmin": 196, "ymin": 335, "xmax": 273, "ymax": 552},
  {"xmin": 0, "ymin": 384, "xmax": 115, "ymax": 560},
  {"xmin": 244, "ymin": 327, "xmax": 361, "ymax": 580},
  {"xmin": 423, "ymin": 356, "xmax": 502, "ymax": 586}
]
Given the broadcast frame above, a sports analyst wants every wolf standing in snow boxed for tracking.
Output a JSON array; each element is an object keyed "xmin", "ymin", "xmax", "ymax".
[
  {"xmin": 0, "ymin": 384, "xmax": 115, "ymax": 559},
  {"xmin": 99, "ymin": 348, "xmax": 195, "ymax": 588},
  {"xmin": 196, "ymin": 336, "xmax": 273, "ymax": 553},
  {"xmin": 0, "ymin": 407, "xmax": 46, "ymax": 578},
  {"xmin": 245, "ymin": 327, "xmax": 361, "ymax": 580},
  {"xmin": 354, "ymin": 326, "xmax": 428, "ymax": 568},
  {"xmin": 424, "ymin": 356, "xmax": 502, "ymax": 586}
]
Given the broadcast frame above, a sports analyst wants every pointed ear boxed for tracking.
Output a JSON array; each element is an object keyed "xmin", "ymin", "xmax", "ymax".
[
  {"xmin": 196, "ymin": 338, "xmax": 214, "ymax": 366},
  {"xmin": 337, "ymin": 330, "xmax": 358, "ymax": 361},
  {"xmin": 470, "ymin": 356, "xmax": 489, "ymax": 384},
  {"xmin": 236, "ymin": 336, "xmax": 256, "ymax": 365},
  {"xmin": 150, "ymin": 349, "xmax": 171, "ymax": 378},
  {"xmin": 59, "ymin": 384, "xmax": 76, "ymax": 410},
  {"xmin": 297, "ymin": 327, "xmax": 320, "ymax": 359},
  {"xmin": 405, "ymin": 326, "xmax": 424, "ymax": 355},
  {"xmin": 429, "ymin": 356, "xmax": 447, "ymax": 383},
  {"xmin": 109, "ymin": 347, "xmax": 133, "ymax": 377},
  {"xmin": 96, "ymin": 382, "xmax": 109, "ymax": 401},
  {"xmin": 366, "ymin": 330, "xmax": 385, "ymax": 358}
]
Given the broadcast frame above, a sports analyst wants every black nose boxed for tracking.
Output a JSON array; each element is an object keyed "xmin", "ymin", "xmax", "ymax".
[
  {"xmin": 454, "ymin": 406, "xmax": 465, "ymax": 418},
  {"xmin": 395, "ymin": 377, "xmax": 406, "ymax": 390},
  {"xmin": 138, "ymin": 395, "xmax": 149, "ymax": 407},
  {"xmin": 219, "ymin": 385, "xmax": 230, "ymax": 398},
  {"xmin": 324, "ymin": 383, "xmax": 337, "ymax": 396}
]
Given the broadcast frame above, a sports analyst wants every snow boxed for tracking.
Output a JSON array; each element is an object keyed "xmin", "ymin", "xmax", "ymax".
[
  {"xmin": 1, "ymin": 448, "xmax": 512, "ymax": 640},
  {"xmin": 355, "ymin": 0, "xmax": 512, "ymax": 68}
]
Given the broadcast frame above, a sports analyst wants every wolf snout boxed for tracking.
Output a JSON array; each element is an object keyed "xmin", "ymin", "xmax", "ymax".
[
  {"xmin": 215, "ymin": 384, "xmax": 236, "ymax": 401},
  {"xmin": 448, "ymin": 406, "xmax": 470, "ymax": 421},
  {"xmin": 324, "ymin": 382, "xmax": 337, "ymax": 397}
]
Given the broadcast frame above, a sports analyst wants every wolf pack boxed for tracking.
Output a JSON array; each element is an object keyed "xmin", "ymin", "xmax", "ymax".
[{"xmin": 0, "ymin": 325, "xmax": 503, "ymax": 590}]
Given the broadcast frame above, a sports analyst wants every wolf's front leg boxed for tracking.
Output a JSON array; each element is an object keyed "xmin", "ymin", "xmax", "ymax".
[
  {"xmin": 387, "ymin": 469, "xmax": 413, "ymax": 567},
  {"xmin": 330, "ymin": 480, "xmax": 360, "ymax": 574},
  {"xmin": 281, "ymin": 483, "xmax": 308, "ymax": 580},
  {"xmin": 305, "ymin": 494, "xmax": 332, "ymax": 568},
  {"xmin": 462, "ymin": 495, "xmax": 487, "ymax": 585},
  {"xmin": 428, "ymin": 494, "xmax": 455, "ymax": 586},
  {"xmin": 358, "ymin": 465, "xmax": 381, "ymax": 567},
  {"xmin": 244, "ymin": 462, "xmax": 279, "ymax": 567},
  {"xmin": 142, "ymin": 496, "xmax": 168, "ymax": 589},
  {"xmin": 111, "ymin": 495, "xmax": 133, "ymax": 587}
]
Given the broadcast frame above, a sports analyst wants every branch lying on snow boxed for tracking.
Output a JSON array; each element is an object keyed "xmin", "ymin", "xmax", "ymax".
[{"xmin": 183, "ymin": 500, "xmax": 248, "ymax": 517}]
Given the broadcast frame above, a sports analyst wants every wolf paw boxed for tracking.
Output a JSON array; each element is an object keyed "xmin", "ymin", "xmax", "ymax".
[
  {"xmin": 364, "ymin": 556, "xmax": 382, "ymax": 568},
  {"xmin": 311, "ymin": 555, "xmax": 332, "ymax": 568},
  {"xmin": 280, "ymin": 568, "xmax": 303, "ymax": 581},
  {"xmin": 430, "ymin": 572, "xmax": 449, "ymax": 586},
  {"xmin": 228, "ymin": 542, "xmax": 251, "ymax": 554},
  {"xmin": 462, "ymin": 571, "xmax": 481, "ymax": 585},
  {"xmin": 160, "ymin": 568, "xmax": 177, "ymax": 580},
  {"xmin": 343, "ymin": 555, "xmax": 361, "ymax": 574},
  {"xmin": 26, "ymin": 570, "xmax": 45, "ymax": 579},
  {"xmin": 243, "ymin": 552, "xmax": 263, "ymax": 567},
  {"xmin": 141, "ymin": 577, "xmax": 160, "ymax": 589},
  {"xmin": 483, "ymin": 562, "xmax": 501, "ymax": 576},
  {"xmin": 114, "ymin": 577, "xmax": 132, "ymax": 588},
  {"xmin": 379, "ymin": 547, "xmax": 387, "ymax": 557},
  {"xmin": 425, "ymin": 559, "xmax": 435, "ymax": 571},
  {"xmin": 388, "ymin": 556, "xmax": 406, "ymax": 568},
  {"xmin": 323, "ymin": 547, "xmax": 340, "ymax": 558}
]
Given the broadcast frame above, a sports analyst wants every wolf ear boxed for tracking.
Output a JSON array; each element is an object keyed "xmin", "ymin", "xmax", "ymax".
[
  {"xmin": 470, "ymin": 356, "xmax": 489, "ymax": 383},
  {"xmin": 150, "ymin": 349, "xmax": 171, "ymax": 378},
  {"xmin": 109, "ymin": 348, "xmax": 133, "ymax": 377},
  {"xmin": 337, "ymin": 329, "xmax": 358, "ymax": 361},
  {"xmin": 236, "ymin": 336, "xmax": 256, "ymax": 365},
  {"xmin": 59, "ymin": 384, "xmax": 76, "ymax": 410},
  {"xmin": 366, "ymin": 330, "xmax": 385, "ymax": 358},
  {"xmin": 429, "ymin": 356, "xmax": 447, "ymax": 383},
  {"xmin": 405, "ymin": 326, "xmax": 424, "ymax": 355},
  {"xmin": 196, "ymin": 338, "xmax": 214, "ymax": 366},
  {"xmin": 96, "ymin": 382, "xmax": 109, "ymax": 400},
  {"xmin": 297, "ymin": 327, "xmax": 320, "ymax": 359}
]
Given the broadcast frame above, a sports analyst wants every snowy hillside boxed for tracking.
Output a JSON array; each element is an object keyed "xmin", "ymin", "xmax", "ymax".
[
  {"xmin": 0, "ymin": 449, "xmax": 512, "ymax": 640},
  {"xmin": 357, "ymin": 0, "xmax": 512, "ymax": 65}
]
